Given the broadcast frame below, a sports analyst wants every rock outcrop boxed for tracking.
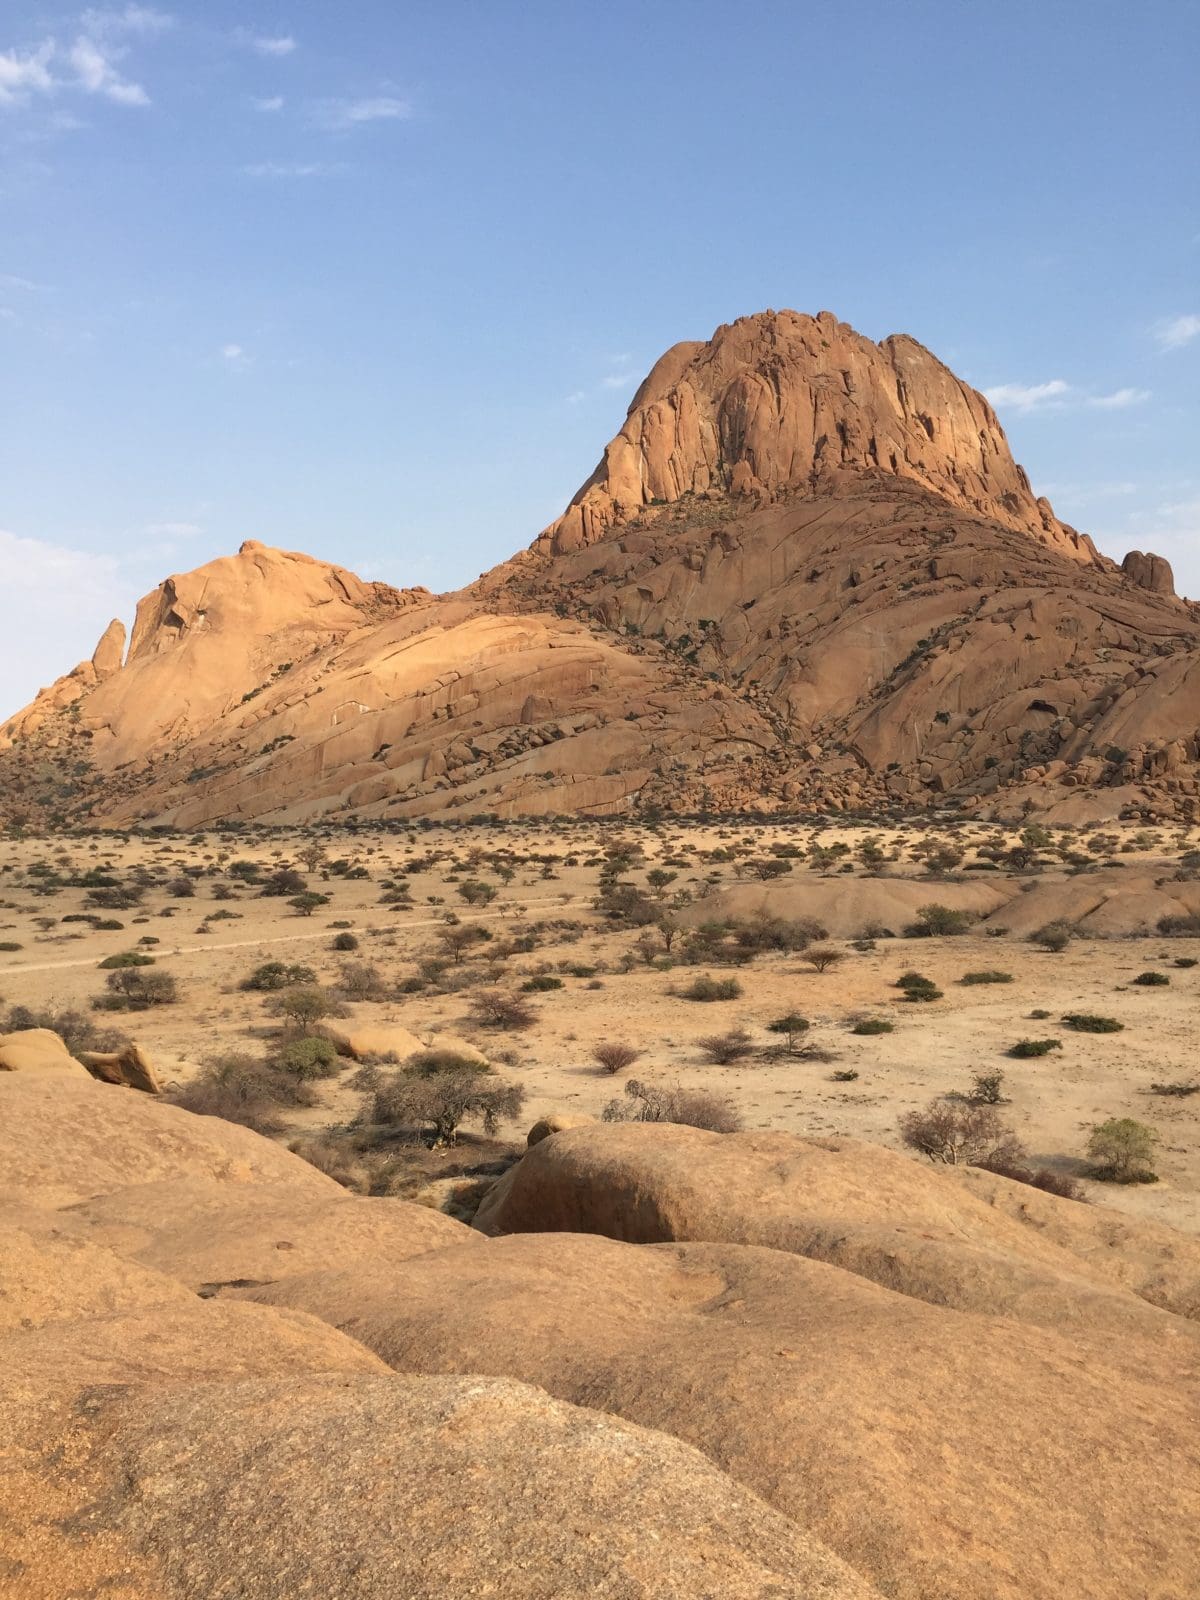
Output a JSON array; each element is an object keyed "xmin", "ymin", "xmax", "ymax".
[
  {"xmin": 4, "ymin": 309, "xmax": 1200, "ymax": 825},
  {"xmin": 5, "ymin": 1072, "xmax": 1199, "ymax": 1597},
  {"xmin": 536, "ymin": 310, "xmax": 1098, "ymax": 563}
]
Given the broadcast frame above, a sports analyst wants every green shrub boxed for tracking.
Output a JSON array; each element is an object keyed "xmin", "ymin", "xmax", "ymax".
[
  {"xmin": 331, "ymin": 931, "xmax": 359, "ymax": 951},
  {"xmin": 1085, "ymin": 1117, "xmax": 1159, "ymax": 1183},
  {"xmin": 831, "ymin": 1068, "xmax": 859, "ymax": 1082},
  {"xmin": 971, "ymin": 1069, "xmax": 1005, "ymax": 1103},
  {"xmin": 765, "ymin": 1012, "xmax": 810, "ymax": 1051},
  {"xmin": 851, "ymin": 1018, "xmax": 894, "ymax": 1035},
  {"xmin": 1173, "ymin": 956, "xmax": 1198, "ymax": 969},
  {"xmin": 905, "ymin": 904, "xmax": 974, "ymax": 938},
  {"xmin": 0, "ymin": 940, "xmax": 22, "ymax": 952},
  {"xmin": 895, "ymin": 971, "xmax": 943, "ymax": 1002},
  {"xmin": 1031, "ymin": 922, "xmax": 1073, "ymax": 952},
  {"xmin": 240, "ymin": 961, "xmax": 317, "ymax": 992},
  {"xmin": 1008, "ymin": 1038, "xmax": 1061, "ymax": 1058},
  {"xmin": 960, "ymin": 970, "xmax": 1013, "ymax": 985},
  {"xmin": 521, "ymin": 975, "xmax": 564, "ymax": 992},
  {"xmin": 1132, "ymin": 971, "xmax": 1169, "ymax": 987},
  {"xmin": 98, "ymin": 949, "xmax": 154, "ymax": 969},
  {"xmin": 1061, "ymin": 1013, "xmax": 1123, "ymax": 1033},
  {"xmin": 276, "ymin": 1035, "xmax": 341, "ymax": 1080}
]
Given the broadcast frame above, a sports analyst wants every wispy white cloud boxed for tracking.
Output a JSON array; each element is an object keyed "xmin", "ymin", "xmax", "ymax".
[
  {"xmin": 1, "ymin": 8, "xmax": 167, "ymax": 111},
  {"xmin": 0, "ymin": 272, "xmax": 49, "ymax": 292},
  {"xmin": 81, "ymin": 7, "xmax": 173, "ymax": 37},
  {"xmin": 220, "ymin": 342, "xmax": 247, "ymax": 364},
  {"xmin": 252, "ymin": 94, "xmax": 284, "ymax": 112},
  {"xmin": 1087, "ymin": 387, "xmax": 1152, "ymax": 410},
  {"xmin": 0, "ymin": 42, "xmax": 56, "ymax": 107},
  {"xmin": 1155, "ymin": 314, "xmax": 1200, "ymax": 351},
  {"xmin": 986, "ymin": 379, "xmax": 1152, "ymax": 415},
  {"xmin": 242, "ymin": 159, "xmax": 341, "ymax": 178},
  {"xmin": 984, "ymin": 379, "xmax": 1071, "ymax": 412},
  {"xmin": 250, "ymin": 34, "xmax": 296, "ymax": 57},
  {"xmin": 145, "ymin": 519, "xmax": 201, "ymax": 538},
  {"xmin": 314, "ymin": 95, "xmax": 410, "ymax": 129},
  {"xmin": 68, "ymin": 34, "xmax": 149, "ymax": 105},
  {"xmin": 601, "ymin": 371, "xmax": 636, "ymax": 390}
]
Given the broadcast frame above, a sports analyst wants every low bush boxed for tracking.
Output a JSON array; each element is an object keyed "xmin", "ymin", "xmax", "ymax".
[
  {"xmin": 331, "ymin": 931, "xmax": 359, "ymax": 952},
  {"xmin": 521, "ymin": 975, "xmax": 564, "ymax": 992},
  {"xmin": 97, "ymin": 949, "xmax": 154, "ymax": 970},
  {"xmin": 240, "ymin": 961, "xmax": 316, "ymax": 992},
  {"xmin": 899, "ymin": 1099, "xmax": 1025, "ymax": 1168},
  {"xmin": 170, "ymin": 1052, "xmax": 313, "ymax": 1133},
  {"xmin": 1030, "ymin": 922, "xmax": 1073, "ymax": 952},
  {"xmin": 591, "ymin": 1041, "xmax": 642, "ymax": 1075},
  {"xmin": 469, "ymin": 989, "xmax": 537, "ymax": 1030},
  {"xmin": 95, "ymin": 968, "xmax": 178, "ymax": 1011},
  {"xmin": 1132, "ymin": 971, "xmax": 1169, "ymax": 987},
  {"xmin": 981, "ymin": 1154, "xmax": 1087, "ymax": 1201},
  {"xmin": 601, "ymin": 1077, "xmax": 742, "ymax": 1133},
  {"xmin": 851, "ymin": 1018, "xmax": 894, "ymax": 1035},
  {"xmin": 1008, "ymin": 1038, "xmax": 1061, "ymax": 1058},
  {"xmin": 275, "ymin": 1035, "xmax": 341, "ymax": 1081},
  {"xmin": 681, "ymin": 974, "xmax": 743, "ymax": 1002},
  {"xmin": 804, "ymin": 944, "xmax": 845, "ymax": 973},
  {"xmin": 1173, "ymin": 956, "xmax": 1198, "ymax": 969},
  {"xmin": 960, "ymin": 970, "xmax": 1013, "ymax": 985},
  {"xmin": 1061, "ymin": 1013, "xmax": 1123, "ymax": 1033},
  {"xmin": 1150, "ymin": 1080, "xmax": 1200, "ymax": 1097},
  {"xmin": 765, "ymin": 1012, "xmax": 810, "ymax": 1052},
  {"xmin": 1085, "ymin": 1117, "xmax": 1159, "ymax": 1183},
  {"xmin": 697, "ymin": 1026, "xmax": 753, "ymax": 1065},
  {"xmin": 970, "ymin": 1069, "xmax": 1006, "ymax": 1104},
  {"xmin": 369, "ymin": 1058, "xmax": 523, "ymax": 1146},
  {"xmin": 831, "ymin": 1068, "xmax": 859, "ymax": 1082},
  {"xmin": 905, "ymin": 904, "xmax": 975, "ymax": 938},
  {"xmin": 895, "ymin": 971, "xmax": 942, "ymax": 1002}
]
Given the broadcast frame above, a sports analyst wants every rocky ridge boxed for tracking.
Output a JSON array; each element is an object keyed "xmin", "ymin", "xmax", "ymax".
[{"xmin": 2, "ymin": 309, "xmax": 1196, "ymax": 826}]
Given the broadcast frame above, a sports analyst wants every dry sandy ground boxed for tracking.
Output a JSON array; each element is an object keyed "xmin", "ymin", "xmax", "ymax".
[{"xmin": 2, "ymin": 817, "xmax": 1198, "ymax": 1233}]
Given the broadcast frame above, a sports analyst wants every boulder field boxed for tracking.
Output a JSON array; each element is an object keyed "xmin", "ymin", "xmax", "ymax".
[
  {"xmin": 3, "ymin": 309, "xmax": 1197, "ymax": 827},
  {"xmin": 3, "ymin": 1070, "xmax": 1198, "ymax": 1597}
]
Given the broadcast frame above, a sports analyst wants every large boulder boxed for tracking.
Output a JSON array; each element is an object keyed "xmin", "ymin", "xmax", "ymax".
[
  {"xmin": 0, "ymin": 1029, "xmax": 88, "ymax": 1077},
  {"xmin": 474, "ymin": 1123, "xmax": 1200, "ymax": 1324},
  {"xmin": 56, "ymin": 1175, "xmax": 478, "ymax": 1293},
  {"xmin": 4, "ymin": 1372, "xmax": 876, "ymax": 1600},
  {"xmin": 0, "ymin": 1073, "xmax": 341, "ymax": 1208},
  {"xmin": 315, "ymin": 1019, "xmax": 427, "ymax": 1061},
  {"xmin": 243, "ymin": 1230, "xmax": 1200, "ymax": 1600},
  {"xmin": 77, "ymin": 1041, "xmax": 162, "ymax": 1094}
]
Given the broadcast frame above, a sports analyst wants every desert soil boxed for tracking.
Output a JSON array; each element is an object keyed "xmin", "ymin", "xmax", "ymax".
[{"xmin": 2, "ymin": 816, "xmax": 1197, "ymax": 1232}]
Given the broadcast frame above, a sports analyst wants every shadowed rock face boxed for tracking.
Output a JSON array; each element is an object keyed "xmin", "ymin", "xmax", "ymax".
[{"xmin": 2, "ymin": 308, "xmax": 1198, "ymax": 825}]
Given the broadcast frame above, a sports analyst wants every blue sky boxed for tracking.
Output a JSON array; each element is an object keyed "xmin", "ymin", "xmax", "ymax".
[{"xmin": 1, "ymin": 0, "xmax": 1197, "ymax": 716}]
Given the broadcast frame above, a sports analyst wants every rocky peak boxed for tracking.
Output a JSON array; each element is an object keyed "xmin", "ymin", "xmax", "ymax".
[
  {"xmin": 1121, "ymin": 549, "xmax": 1175, "ymax": 597},
  {"xmin": 537, "ymin": 309, "xmax": 1100, "ymax": 565}
]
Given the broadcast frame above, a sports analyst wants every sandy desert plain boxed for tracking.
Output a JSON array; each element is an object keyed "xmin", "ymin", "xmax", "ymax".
[{"xmin": 4, "ymin": 810, "xmax": 1199, "ymax": 1235}]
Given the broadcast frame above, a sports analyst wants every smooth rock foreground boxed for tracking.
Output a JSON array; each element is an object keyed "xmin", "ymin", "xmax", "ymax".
[{"xmin": 3, "ymin": 1073, "xmax": 1198, "ymax": 1598}]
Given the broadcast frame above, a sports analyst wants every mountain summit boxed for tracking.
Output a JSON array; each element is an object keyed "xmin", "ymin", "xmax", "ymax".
[
  {"xmin": 1, "ymin": 310, "xmax": 1194, "ymax": 828},
  {"xmin": 538, "ymin": 311, "xmax": 1097, "ymax": 565}
]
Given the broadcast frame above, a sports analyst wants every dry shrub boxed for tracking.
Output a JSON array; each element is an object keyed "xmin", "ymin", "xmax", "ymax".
[
  {"xmin": 697, "ymin": 1026, "xmax": 754, "ymax": 1065},
  {"xmin": 591, "ymin": 1041, "xmax": 642, "ymax": 1075},
  {"xmin": 602, "ymin": 1077, "xmax": 743, "ymax": 1134},
  {"xmin": 898, "ymin": 1099, "xmax": 1025, "ymax": 1168},
  {"xmin": 171, "ymin": 1052, "xmax": 315, "ymax": 1135},
  {"xmin": 468, "ymin": 989, "xmax": 537, "ymax": 1030}
]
